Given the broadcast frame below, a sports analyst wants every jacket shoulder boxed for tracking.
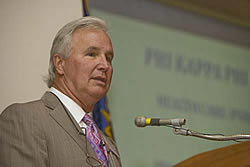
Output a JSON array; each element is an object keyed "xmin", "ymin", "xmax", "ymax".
[{"xmin": 1, "ymin": 99, "xmax": 45, "ymax": 119}]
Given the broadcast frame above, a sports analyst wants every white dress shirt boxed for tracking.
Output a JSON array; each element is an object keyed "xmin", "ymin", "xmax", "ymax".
[{"xmin": 49, "ymin": 87, "xmax": 87, "ymax": 132}]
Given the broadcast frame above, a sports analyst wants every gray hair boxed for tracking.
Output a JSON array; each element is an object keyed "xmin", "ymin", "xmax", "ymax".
[{"xmin": 44, "ymin": 16, "xmax": 108, "ymax": 87}]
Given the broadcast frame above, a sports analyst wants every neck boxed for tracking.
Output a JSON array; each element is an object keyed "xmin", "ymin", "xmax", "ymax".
[{"xmin": 52, "ymin": 83, "xmax": 96, "ymax": 113}]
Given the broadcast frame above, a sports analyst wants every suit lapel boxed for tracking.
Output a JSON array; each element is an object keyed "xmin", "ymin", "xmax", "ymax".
[{"xmin": 41, "ymin": 92, "xmax": 98, "ymax": 160}]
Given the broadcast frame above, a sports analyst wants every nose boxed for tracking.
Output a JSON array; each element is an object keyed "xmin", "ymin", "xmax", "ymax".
[{"xmin": 97, "ymin": 55, "xmax": 110, "ymax": 72}]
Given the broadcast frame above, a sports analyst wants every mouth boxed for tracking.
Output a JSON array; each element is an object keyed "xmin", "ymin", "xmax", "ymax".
[{"xmin": 91, "ymin": 76, "xmax": 107, "ymax": 86}]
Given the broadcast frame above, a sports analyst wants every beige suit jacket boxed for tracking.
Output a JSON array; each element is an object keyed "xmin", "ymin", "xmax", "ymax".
[{"xmin": 0, "ymin": 92, "xmax": 122, "ymax": 167}]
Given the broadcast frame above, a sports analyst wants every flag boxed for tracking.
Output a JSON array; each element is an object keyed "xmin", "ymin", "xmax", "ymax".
[
  {"xmin": 82, "ymin": 0, "xmax": 89, "ymax": 16},
  {"xmin": 82, "ymin": 0, "xmax": 115, "ymax": 139},
  {"xmin": 92, "ymin": 96, "xmax": 114, "ymax": 139}
]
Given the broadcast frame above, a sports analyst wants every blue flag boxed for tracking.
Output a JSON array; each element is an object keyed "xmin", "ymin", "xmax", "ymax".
[
  {"xmin": 82, "ymin": 0, "xmax": 89, "ymax": 16},
  {"xmin": 93, "ymin": 96, "xmax": 114, "ymax": 139}
]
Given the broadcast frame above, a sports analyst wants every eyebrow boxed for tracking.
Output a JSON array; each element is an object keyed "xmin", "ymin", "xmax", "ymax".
[
  {"xmin": 84, "ymin": 46, "xmax": 100, "ymax": 53},
  {"xmin": 84, "ymin": 46, "xmax": 114, "ymax": 57}
]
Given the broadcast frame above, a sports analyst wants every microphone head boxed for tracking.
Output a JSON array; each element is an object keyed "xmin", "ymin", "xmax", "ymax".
[{"xmin": 134, "ymin": 116, "xmax": 147, "ymax": 127}]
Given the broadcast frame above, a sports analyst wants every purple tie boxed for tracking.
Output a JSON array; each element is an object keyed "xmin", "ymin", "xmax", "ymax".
[{"xmin": 82, "ymin": 114, "xmax": 109, "ymax": 167}]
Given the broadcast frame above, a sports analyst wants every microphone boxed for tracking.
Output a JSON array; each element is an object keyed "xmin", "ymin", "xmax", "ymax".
[{"xmin": 134, "ymin": 116, "xmax": 186, "ymax": 127}]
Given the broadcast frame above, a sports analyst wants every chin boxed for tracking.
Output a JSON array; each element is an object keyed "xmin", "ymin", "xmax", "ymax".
[{"xmin": 91, "ymin": 89, "xmax": 107, "ymax": 99}]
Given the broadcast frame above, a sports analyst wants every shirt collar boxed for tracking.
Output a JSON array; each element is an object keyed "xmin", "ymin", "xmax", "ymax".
[{"xmin": 49, "ymin": 87, "xmax": 86, "ymax": 124}]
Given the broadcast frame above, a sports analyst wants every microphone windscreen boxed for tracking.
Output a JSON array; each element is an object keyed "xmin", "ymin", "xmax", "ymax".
[{"xmin": 134, "ymin": 116, "xmax": 147, "ymax": 127}]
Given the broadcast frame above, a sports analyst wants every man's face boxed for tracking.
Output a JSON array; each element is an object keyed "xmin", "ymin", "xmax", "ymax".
[{"xmin": 61, "ymin": 28, "xmax": 113, "ymax": 104}]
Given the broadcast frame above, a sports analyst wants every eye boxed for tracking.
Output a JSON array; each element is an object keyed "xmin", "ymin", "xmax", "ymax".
[
  {"xmin": 87, "ymin": 52, "xmax": 96, "ymax": 57},
  {"xmin": 106, "ymin": 55, "xmax": 113, "ymax": 63}
]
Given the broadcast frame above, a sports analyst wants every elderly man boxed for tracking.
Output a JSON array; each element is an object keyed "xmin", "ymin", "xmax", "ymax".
[{"xmin": 0, "ymin": 16, "xmax": 121, "ymax": 167}]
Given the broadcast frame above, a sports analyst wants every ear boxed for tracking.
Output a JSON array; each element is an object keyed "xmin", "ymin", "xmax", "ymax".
[{"xmin": 53, "ymin": 54, "xmax": 65, "ymax": 75}]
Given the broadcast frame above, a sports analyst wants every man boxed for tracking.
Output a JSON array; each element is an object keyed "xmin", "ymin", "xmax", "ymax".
[{"xmin": 0, "ymin": 16, "xmax": 121, "ymax": 167}]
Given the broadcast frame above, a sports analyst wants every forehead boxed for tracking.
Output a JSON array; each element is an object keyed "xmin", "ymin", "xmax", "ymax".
[
  {"xmin": 72, "ymin": 28, "xmax": 111, "ymax": 44},
  {"xmin": 70, "ymin": 28, "xmax": 113, "ymax": 56}
]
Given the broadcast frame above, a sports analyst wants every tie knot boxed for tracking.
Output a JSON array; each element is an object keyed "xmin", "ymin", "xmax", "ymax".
[{"xmin": 82, "ymin": 114, "xmax": 94, "ymax": 126}]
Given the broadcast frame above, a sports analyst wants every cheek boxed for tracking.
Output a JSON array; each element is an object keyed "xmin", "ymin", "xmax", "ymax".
[
  {"xmin": 65, "ymin": 59, "xmax": 86, "ymax": 81},
  {"xmin": 76, "ymin": 63, "xmax": 93, "ymax": 81},
  {"xmin": 108, "ymin": 68, "xmax": 113, "ymax": 81},
  {"xmin": 110, "ymin": 69, "xmax": 113, "ymax": 78},
  {"xmin": 64, "ymin": 60, "xmax": 77, "ymax": 78}
]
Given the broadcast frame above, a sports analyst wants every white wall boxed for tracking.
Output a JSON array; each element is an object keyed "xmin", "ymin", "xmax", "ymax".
[{"xmin": 0, "ymin": 0, "xmax": 82, "ymax": 112}]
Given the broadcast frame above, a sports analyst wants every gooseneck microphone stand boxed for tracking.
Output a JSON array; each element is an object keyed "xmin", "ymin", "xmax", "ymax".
[{"xmin": 172, "ymin": 126, "xmax": 250, "ymax": 141}]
